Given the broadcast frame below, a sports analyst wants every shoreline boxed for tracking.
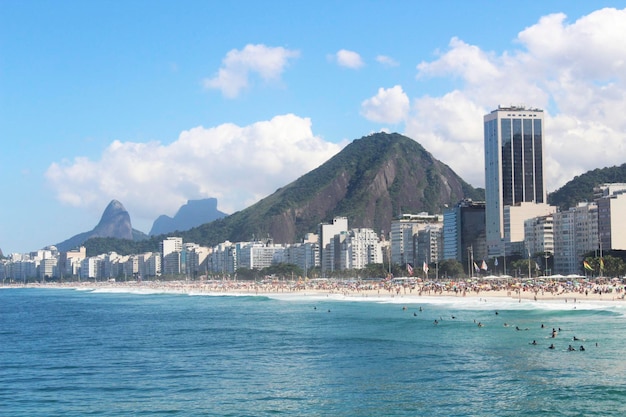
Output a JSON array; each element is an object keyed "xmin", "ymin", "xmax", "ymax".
[{"xmin": 3, "ymin": 278, "xmax": 625, "ymax": 303}]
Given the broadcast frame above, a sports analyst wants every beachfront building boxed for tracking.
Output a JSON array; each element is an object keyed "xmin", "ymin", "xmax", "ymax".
[
  {"xmin": 283, "ymin": 234, "xmax": 320, "ymax": 276},
  {"xmin": 38, "ymin": 258, "xmax": 58, "ymax": 281},
  {"xmin": 524, "ymin": 214, "xmax": 554, "ymax": 274},
  {"xmin": 416, "ymin": 225, "xmax": 443, "ymax": 268},
  {"xmin": 343, "ymin": 228, "xmax": 383, "ymax": 270},
  {"xmin": 596, "ymin": 185, "xmax": 626, "ymax": 251},
  {"xmin": 503, "ymin": 202, "xmax": 556, "ymax": 256},
  {"xmin": 390, "ymin": 213, "xmax": 443, "ymax": 268},
  {"xmin": 137, "ymin": 252, "xmax": 161, "ymax": 278},
  {"xmin": 208, "ymin": 241, "xmax": 237, "ymax": 275},
  {"xmin": 238, "ymin": 241, "xmax": 285, "ymax": 270},
  {"xmin": 484, "ymin": 106, "xmax": 548, "ymax": 257},
  {"xmin": 100, "ymin": 252, "xmax": 124, "ymax": 279},
  {"xmin": 553, "ymin": 202, "xmax": 598, "ymax": 275},
  {"xmin": 442, "ymin": 200, "xmax": 487, "ymax": 272},
  {"xmin": 161, "ymin": 237, "xmax": 184, "ymax": 276},
  {"xmin": 318, "ymin": 217, "xmax": 348, "ymax": 273},
  {"xmin": 185, "ymin": 244, "xmax": 211, "ymax": 278},
  {"xmin": 80, "ymin": 256, "xmax": 102, "ymax": 280},
  {"xmin": 58, "ymin": 246, "xmax": 86, "ymax": 279}
]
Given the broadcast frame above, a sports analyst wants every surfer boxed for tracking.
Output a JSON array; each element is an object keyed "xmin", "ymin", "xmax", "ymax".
[{"xmin": 530, "ymin": 340, "xmax": 537, "ymax": 345}]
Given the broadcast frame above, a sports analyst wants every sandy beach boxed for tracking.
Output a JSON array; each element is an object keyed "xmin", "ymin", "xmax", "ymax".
[{"xmin": 6, "ymin": 277, "xmax": 625, "ymax": 303}]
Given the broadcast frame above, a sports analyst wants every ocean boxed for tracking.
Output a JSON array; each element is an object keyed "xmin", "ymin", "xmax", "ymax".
[{"xmin": 1, "ymin": 287, "xmax": 625, "ymax": 416}]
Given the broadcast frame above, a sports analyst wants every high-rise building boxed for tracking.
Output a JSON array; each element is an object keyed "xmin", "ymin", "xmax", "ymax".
[
  {"xmin": 595, "ymin": 184, "xmax": 626, "ymax": 251},
  {"xmin": 390, "ymin": 213, "xmax": 442, "ymax": 267},
  {"xmin": 318, "ymin": 217, "xmax": 348, "ymax": 273},
  {"xmin": 484, "ymin": 106, "xmax": 549, "ymax": 256},
  {"xmin": 553, "ymin": 202, "xmax": 598, "ymax": 275},
  {"xmin": 442, "ymin": 199, "xmax": 486, "ymax": 272}
]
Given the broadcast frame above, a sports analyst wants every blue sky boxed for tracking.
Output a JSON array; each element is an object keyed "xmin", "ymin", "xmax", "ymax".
[{"xmin": 2, "ymin": 1, "xmax": 625, "ymax": 254}]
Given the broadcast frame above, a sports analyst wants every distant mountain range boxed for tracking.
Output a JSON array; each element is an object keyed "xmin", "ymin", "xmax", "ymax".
[
  {"xmin": 57, "ymin": 132, "xmax": 626, "ymax": 256},
  {"xmin": 149, "ymin": 198, "xmax": 227, "ymax": 236},
  {"xmin": 55, "ymin": 200, "xmax": 148, "ymax": 252}
]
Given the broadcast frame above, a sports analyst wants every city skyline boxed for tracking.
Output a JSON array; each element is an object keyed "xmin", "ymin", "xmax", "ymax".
[{"xmin": 2, "ymin": 2, "xmax": 626, "ymax": 254}]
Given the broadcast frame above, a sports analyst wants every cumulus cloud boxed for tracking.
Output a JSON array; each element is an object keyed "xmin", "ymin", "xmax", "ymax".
[
  {"xmin": 45, "ymin": 115, "xmax": 342, "ymax": 231},
  {"xmin": 335, "ymin": 49, "xmax": 364, "ymax": 69},
  {"xmin": 376, "ymin": 55, "xmax": 399, "ymax": 67},
  {"xmin": 361, "ymin": 85, "xmax": 410, "ymax": 124},
  {"xmin": 395, "ymin": 7, "xmax": 626, "ymax": 191},
  {"xmin": 204, "ymin": 44, "xmax": 300, "ymax": 98}
]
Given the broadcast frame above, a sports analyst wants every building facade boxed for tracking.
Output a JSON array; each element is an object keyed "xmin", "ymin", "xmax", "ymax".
[
  {"xmin": 442, "ymin": 200, "xmax": 486, "ymax": 271},
  {"xmin": 484, "ymin": 106, "xmax": 546, "ymax": 256}
]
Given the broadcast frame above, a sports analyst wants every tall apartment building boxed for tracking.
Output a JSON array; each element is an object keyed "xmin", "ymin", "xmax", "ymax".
[
  {"xmin": 524, "ymin": 214, "xmax": 554, "ymax": 273},
  {"xmin": 318, "ymin": 217, "xmax": 348, "ymax": 273},
  {"xmin": 161, "ymin": 237, "xmax": 183, "ymax": 276},
  {"xmin": 208, "ymin": 241, "xmax": 237, "ymax": 275},
  {"xmin": 443, "ymin": 200, "xmax": 486, "ymax": 270},
  {"xmin": 341, "ymin": 228, "xmax": 383, "ymax": 270},
  {"xmin": 390, "ymin": 213, "xmax": 442, "ymax": 267},
  {"xmin": 282, "ymin": 233, "xmax": 320, "ymax": 277},
  {"xmin": 416, "ymin": 225, "xmax": 443, "ymax": 267},
  {"xmin": 484, "ymin": 106, "xmax": 551, "ymax": 256},
  {"xmin": 238, "ymin": 241, "xmax": 285, "ymax": 270},
  {"xmin": 595, "ymin": 184, "xmax": 626, "ymax": 251},
  {"xmin": 552, "ymin": 202, "xmax": 598, "ymax": 275}
]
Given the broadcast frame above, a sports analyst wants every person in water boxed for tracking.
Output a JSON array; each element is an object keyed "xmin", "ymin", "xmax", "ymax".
[
  {"xmin": 530, "ymin": 340, "xmax": 537, "ymax": 345},
  {"xmin": 579, "ymin": 345, "xmax": 585, "ymax": 351},
  {"xmin": 549, "ymin": 344, "xmax": 555, "ymax": 349}
]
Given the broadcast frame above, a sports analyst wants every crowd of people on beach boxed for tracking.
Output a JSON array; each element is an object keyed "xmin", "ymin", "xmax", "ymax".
[{"xmin": 8, "ymin": 275, "xmax": 626, "ymax": 302}]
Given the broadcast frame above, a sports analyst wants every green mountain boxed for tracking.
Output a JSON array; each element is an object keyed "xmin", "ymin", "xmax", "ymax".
[
  {"xmin": 548, "ymin": 163, "xmax": 626, "ymax": 210},
  {"xmin": 179, "ymin": 132, "xmax": 483, "ymax": 246}
]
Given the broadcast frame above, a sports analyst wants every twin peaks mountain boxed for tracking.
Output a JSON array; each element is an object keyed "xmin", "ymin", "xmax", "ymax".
[
  {"xmin": 59, "ymin": 132, "xmax": 486, "ymax": 253},
  {"xmin": 55, "ymin": 200, "xmax": 146, "ymax": 252}
]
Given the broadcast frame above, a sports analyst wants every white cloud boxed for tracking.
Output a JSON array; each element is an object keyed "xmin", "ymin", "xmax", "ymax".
[
  {"xmin": 335, "ymin": 49, "xmax": 364, "ymax": 69},
  {"xmin": 361, "ymin": 85, "xmax": 410, "ymax": 124},
  {"xmin": 45, "ymin": 115, "xmax": 343, "ymax": 232},
  {"xmin": 204, "ymin": 44, "xmax": 300, "ymax": 98},
  {"xmin": 398, "ymin": 7, "xmax": 626, "ymax": 191},
  {"xmin": 376, "ymin": 55, "xmax": 399, "ymax": 67}
]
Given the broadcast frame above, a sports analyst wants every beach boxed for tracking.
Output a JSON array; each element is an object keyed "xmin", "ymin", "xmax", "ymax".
[{"xmin": 7, "ymin": 276, "xmax": 625, "ymax": 303}]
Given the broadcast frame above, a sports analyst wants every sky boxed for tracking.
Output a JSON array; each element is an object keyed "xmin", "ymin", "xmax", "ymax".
[{"xmin": 1, "ymin": 1, "xmax": 625, "ymax": 254}]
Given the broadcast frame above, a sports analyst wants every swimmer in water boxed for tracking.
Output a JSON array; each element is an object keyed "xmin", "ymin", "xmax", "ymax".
[
  {"xmin": 530, "ymin": 340, "xmax": 537, "ymax": 345},
  {"xmin": 549, "ymin": 344, "xmax": 555, "ymax": 349}
]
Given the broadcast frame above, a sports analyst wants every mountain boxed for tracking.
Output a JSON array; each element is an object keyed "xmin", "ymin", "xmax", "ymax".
[
  {"xmin": 548, "ymin": 163, "xmax": 626, "ymax": 210},
  {"xmin": 56, "ymin": 200, "xmax": 148, "ymax": 252},
  {"xmin": 179, "ymin": 132, "xmax": 484, "ymax": 247},
  {"xmin": 149, "ymin": 198, "xmax": 228, "ymax": 236}
]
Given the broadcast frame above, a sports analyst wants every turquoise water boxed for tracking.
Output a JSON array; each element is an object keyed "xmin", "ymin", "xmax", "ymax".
[{"xmin": 1, "ymin": 288, "xmax": 625, "ymax": 416}]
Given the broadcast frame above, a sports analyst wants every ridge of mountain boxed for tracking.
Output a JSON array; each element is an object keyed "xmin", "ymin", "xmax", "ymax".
[
  {"xmin": 178, "ymin": 132, "xmax": 484, "ymax": 247},
  {"xmin": 55, "ymin": 200, "xmax": 148, "ymax": 252},
  {"xmin": 548, "ymin": 162, "xmax": 626, "ymax": 210},
  {"xmin": 149, "ymin": 198, "xmax": 228, "ymax": 236}
]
